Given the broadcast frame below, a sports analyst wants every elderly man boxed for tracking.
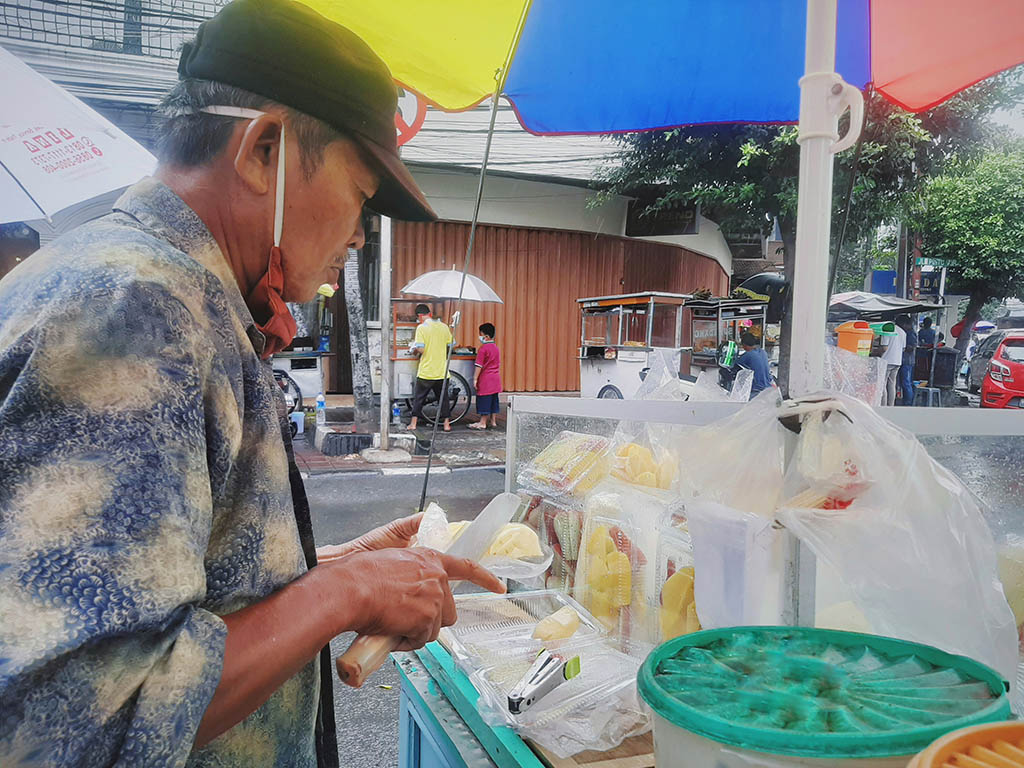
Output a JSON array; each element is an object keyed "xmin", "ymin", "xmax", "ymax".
[{"xmin": 0, "ymin": 1, "xmax": 503, "ymax": 766}]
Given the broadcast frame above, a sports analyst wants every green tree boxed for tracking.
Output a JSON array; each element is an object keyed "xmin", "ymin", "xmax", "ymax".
[
  {"xmin": 598, "ymin": 68, "xmax": 1023, "ymax": 388},
  {"xmin": 915, "ymin": 145, "xmax": 1024, "ymax": 353}
]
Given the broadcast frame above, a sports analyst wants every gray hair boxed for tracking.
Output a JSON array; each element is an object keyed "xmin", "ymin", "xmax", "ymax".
[{"xmin": 156, "ymin": 78, "xmax": 346, "ymax": 179}]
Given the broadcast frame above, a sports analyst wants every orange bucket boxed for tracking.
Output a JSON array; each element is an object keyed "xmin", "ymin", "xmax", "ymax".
[
  {"xmin": 836, "ymin": 320, "xmax": 875, "ymax": 357},
  {"xmin": 906, "ymin": 721, "xmax": 1024, "ymax": 767}
]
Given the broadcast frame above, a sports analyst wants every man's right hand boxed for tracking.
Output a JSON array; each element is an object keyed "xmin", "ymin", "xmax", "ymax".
[{"xmin": 329, "ymin": 547, "xmax": 505, "ymax": 649}]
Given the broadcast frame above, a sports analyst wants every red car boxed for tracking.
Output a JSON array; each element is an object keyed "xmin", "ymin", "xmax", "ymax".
[{"xmin": 980, "ymin": 331, "xmax": 1024, "ymax": 408}]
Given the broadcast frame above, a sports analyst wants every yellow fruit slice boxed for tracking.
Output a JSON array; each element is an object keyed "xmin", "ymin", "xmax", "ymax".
[
  {"xmin": 657, "ymin": 457, "xmax": 677, "ymax": 490},
  {"xmin": 607, "ymin": 551, "xmax": 632, "ymax": 607},
  {"xmin": 487, "ymin": 523, "xmax": 543, "ymax": 558},
  {"xmin": 627, "ymin": 447, "xmax": 656, "ymax": 480},
  {"xmin": 587, "ymin": 525, "xmax": 615, "ymax": 556},
  {"xmin": 532, "ymin": 606, "xmax": 581, "ymax": 642},
  {"xmin": 634, "ymin": 471, "xmax": 658, "ymax": 488},
  {"xmin": 660, "ymin": 567, "xmax": 697, "ymax": 640},
  {"xmin": 448, "ymin": 521, "xmax": 470, "ymax": 543}
]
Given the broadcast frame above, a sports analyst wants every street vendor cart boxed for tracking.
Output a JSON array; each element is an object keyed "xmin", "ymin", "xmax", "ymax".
[
  {"xmin": 577, "ymin": 292, "xmax": 691, "ymax": 399},
  {"xmin": 389, "ymin": 297, "xmax": 477, "ymax": 424},
  {"xmin": 685, "ymin": 297, "xmax": 768, "ymax": 373},
  {"xmin": 388, "ymin": 395, "xmax": 1024, "ymax": 768}
]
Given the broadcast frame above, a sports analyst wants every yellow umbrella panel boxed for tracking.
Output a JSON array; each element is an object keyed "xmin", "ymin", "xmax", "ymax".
[{"xmin": 299, "ymin": 0, "xmax": 529, "ymax": 109}]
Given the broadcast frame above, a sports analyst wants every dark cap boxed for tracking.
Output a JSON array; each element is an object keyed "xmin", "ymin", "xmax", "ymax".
[{"xmin": 178, "ymin": 0, "xmax": 435, "ymax": 222}]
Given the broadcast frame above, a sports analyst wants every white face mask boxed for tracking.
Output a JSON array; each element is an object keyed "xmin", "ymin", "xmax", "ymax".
[{"xmin": 479, "ymin": 336, "xmax": 488, "ymax": 343}]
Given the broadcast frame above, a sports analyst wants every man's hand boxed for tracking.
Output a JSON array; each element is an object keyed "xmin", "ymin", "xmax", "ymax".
[
  {"xmin": 333, "ymin": 547, "xmax": 505, "ymax": 650},
  {"xmin": 316, "ymin": 513, "xmax": 422, "ymax": 563}
]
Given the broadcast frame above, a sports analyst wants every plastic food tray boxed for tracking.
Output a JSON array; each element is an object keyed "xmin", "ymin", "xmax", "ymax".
[
  {"xmin": 443, "ymin": 589, "xmax": 606, "ymax": 669},
  {"xmin": 638, "ymin": 627, "xmax": 1010, "ymax": 760}
]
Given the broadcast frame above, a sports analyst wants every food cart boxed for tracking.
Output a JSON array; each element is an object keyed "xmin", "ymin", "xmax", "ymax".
[
  {"xmin": 388, "ymin": 393, "xmax": 1024, "ymax": 767},
  {"xmin": 685, "ymin": 297, "xmax": 768, "ymax": 373},
  {"xmin": 388, "ymin": 297, "xmax": 478, "ymax": 424},
  {"xmin": 577, "ymin": 292, "xmax": 691, "ymax": 399}
]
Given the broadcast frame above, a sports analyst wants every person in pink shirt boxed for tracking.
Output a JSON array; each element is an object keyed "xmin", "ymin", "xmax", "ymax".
[{"xmin": 468, "ymin": 322, "xmax": 502, "ymax": 430}]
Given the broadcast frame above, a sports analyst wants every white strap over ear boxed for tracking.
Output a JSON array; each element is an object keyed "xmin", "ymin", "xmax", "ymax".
[
  {"xmin": 199, "ymin": 106, "xmax": 266, "ymax": 119},
  {"xmin": 196, "ymin": 106, "xmax": 285, "ymax": 248}
]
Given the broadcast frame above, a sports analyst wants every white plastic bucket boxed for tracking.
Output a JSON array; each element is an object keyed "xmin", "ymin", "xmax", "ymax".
[{"xmin": 651, "ymin": 712, "xmax": 909, "ymax": 768}]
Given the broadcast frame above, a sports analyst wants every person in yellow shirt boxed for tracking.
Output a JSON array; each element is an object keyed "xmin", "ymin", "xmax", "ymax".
[{"xmin": 408, "ymin": 303, "xmax": 454, "ymax": 432}]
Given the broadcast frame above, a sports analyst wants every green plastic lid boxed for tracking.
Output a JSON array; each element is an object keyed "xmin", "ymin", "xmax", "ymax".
[
  {"xmin": 869, "ymin": 321, "xmax": 898, "ymax": 336},
  {"xmin": 638, "ymin": 627, "xmax": 1009, "ymax": 759}
]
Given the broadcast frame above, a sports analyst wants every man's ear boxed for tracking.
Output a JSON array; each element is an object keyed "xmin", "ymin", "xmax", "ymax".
[{"xmin": 232, "ymin": 113, "xmax": 283, "ymax": 195}]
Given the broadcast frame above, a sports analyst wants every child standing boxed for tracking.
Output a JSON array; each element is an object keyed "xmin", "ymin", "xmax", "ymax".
[{"xmin": 469, "ymin": 323, "xmax": 502, "ymax": 430}]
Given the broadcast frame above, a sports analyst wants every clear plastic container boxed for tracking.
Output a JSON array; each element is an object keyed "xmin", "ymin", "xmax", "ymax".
[
  {"xmin": 516, "ymin": 431, "xmax": 612, "ymax": 503},
  {"xmin": 517, "ymin": 493, "xmax": 584, "ymax": 592},
  {"xmin": 442, "ymin": 590, "xmax": 648, "ymax": 757},
  {"xmin": 573, "ymin": 511, "xmax": 650, "ymax": 650},
  {"xmin": 654, "ymin": 521, "xmax": 700, "ymax": 643},
  {"xmin": 443, "ymin": 589, "xmax": 605, "ymax": 669}
]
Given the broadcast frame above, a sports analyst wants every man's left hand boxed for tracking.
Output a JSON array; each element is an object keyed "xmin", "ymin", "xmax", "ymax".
[{"xmin": 316, "ymin": 513, "xmax": 423, "ymax": 563}]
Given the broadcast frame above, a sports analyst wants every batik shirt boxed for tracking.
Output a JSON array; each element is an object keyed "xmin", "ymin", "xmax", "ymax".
[{"xmin": 0, "ymin": 178, "xmax": 319, "ymax": 767}]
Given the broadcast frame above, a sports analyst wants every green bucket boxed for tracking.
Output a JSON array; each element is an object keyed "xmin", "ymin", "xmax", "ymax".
[{"xmin": 638, "ymin": 626, "xmax": 1010, "ymax": 760}]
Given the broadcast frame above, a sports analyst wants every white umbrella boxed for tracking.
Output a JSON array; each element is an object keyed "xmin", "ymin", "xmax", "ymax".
[
  {"xmin": 400, "ymin": 267, "xmax": 503, "ymax": 303},
  {"xmin": 0, "ymin": 45, "xmax": 156, "ymax": 224}
]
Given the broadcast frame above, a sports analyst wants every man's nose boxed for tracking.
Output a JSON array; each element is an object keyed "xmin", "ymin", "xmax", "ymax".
[{"xmin": 347, "ymin": 216, "xmax": 366, "ymax": 251}]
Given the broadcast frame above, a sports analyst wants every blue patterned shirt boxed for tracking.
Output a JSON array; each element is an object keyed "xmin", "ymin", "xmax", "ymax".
[{"xmin": 0, "ymin": 179, "xmax": 320, "ymax": 767}]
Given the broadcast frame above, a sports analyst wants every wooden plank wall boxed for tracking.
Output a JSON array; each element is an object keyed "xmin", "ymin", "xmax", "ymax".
[{"xmin": 392, "ymin": 221, "xmax": 729, "ymax": 392}]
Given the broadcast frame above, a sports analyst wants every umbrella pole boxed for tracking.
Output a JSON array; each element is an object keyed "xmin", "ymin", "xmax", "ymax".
[
  {"xmin": 417, "ymin": 84, "xmax": 503, "ymax": 513},
  {"xmin": 789, "ymin": 0, "xmax": 862, "ymax": 397}
]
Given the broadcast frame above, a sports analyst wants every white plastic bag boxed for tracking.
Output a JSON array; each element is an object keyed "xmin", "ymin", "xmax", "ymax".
[
  {"xmin": 686, "ymin": 499, "xmax": 783, "ymax": 629},
  {"xmin": 823, "ymin": 343, "xmax": 888, "ymax": 405},
  {"xmin": 775, "ymin": 393, "xmax": 1019, "ymax": 700}
]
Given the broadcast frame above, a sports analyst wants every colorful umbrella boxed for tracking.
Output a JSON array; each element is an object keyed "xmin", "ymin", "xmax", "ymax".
[{"xmin": 306, "ymin": 0, "xmax": 1024, "ymax": 396}]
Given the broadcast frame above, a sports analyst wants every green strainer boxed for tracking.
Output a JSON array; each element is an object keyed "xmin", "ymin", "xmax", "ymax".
[{"xmin": 638, "ymin": 627, "xmax": 1010, "ymax": 759}]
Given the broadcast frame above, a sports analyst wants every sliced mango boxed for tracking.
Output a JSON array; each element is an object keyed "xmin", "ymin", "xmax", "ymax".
[
  {"xmin": 532, "ymin": 606, "xmax": 581, "ymax": 642},
  {"xmin": 660, "ymin": 566, "xmax": 700, "ymax": 641}
]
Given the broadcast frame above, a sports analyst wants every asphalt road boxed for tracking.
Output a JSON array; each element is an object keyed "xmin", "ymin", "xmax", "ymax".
[{"xmin": 305, "ymin": 467, "xmax": 506, "ymax": 768}]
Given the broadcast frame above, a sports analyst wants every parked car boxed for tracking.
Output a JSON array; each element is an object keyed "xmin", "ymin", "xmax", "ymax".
[
  {"xmin": 980, "ymin": 331, "xmax": 1024, "ymax": 408},
  {"xmin": 966, "ymin": 331, "xmax": 1005, "ymax": 393}
]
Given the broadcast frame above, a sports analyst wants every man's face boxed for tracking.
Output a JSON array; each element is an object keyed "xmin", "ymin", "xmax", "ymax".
[{"xmin": 280, "ymin": 137, "xmax": 379, "ymax": 302}]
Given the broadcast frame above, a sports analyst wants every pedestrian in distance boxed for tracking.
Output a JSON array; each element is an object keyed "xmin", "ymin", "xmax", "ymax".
[
  {"xmin": 896, "ymin": 314, "xmax": 917, "ymax": 406},
  {"xmin": 408, "ymin": 303, "xmax": 454, "ymax": 432},
  {"xmin": 468, "ymin": 322, "xmax": 502, "ymax": 429},
  {"xmin": 881, "ymin": 316, "xmax": 908, "ymax": 406},
  {"xmin": 734, "ymin": 331, "xmax": 774, "ymax": 399}
]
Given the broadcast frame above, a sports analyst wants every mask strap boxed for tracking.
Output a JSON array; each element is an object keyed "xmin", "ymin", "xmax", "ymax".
[{"xmin": 198, "ymin": 106, "xmax": 285, "ymax": 247}]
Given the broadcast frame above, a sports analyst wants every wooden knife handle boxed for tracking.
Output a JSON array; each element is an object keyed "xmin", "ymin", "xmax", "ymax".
[{"xmin": 336, "ymin": 634, "xmax": 399, "ymax": 688}]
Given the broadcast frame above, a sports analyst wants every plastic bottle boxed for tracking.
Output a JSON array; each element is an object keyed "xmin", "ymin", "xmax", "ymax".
[
  {"xmin": 315, "ymin": 392, "xmax": 326, "ymax": 425},
  {"xmin": 392, "ymin": 402, "xmax": 401, "ymax": 426}
]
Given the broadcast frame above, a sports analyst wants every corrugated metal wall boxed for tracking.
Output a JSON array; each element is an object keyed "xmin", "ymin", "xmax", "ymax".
[{"xmin": 392, "ymin": 221, "xmax": 729, "ymax": 392}]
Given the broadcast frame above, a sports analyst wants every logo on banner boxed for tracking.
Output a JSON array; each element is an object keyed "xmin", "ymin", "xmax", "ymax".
[{"xmin": 395, "ymin": 87, "xmax": 426, "ymax": 147}]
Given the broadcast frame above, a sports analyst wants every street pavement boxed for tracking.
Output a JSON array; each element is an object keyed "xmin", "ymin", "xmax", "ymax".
[{"xmin": 305, "ymin": 467, "xmax": 506, "ymax": 767}]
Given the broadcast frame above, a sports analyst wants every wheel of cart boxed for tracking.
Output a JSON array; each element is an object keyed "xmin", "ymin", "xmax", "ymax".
[
  {"xmin": 406, "ymin": 370, "xmax": 472, "ymax": 425},
  {"xmin": 273, "ymin": 369, "xmax": 303, "ymax": 436}
]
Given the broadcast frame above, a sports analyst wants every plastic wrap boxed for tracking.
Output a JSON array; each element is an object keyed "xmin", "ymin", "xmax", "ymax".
[
  {"xmin": 516, "ymin": 431, "xmax": 612, "ymax": 503},
  {"xmin": 690, "ymin": 367, "xmax": 754, "ymax": 402},
  {"xmin": 670, "ymin": 389, "xmax": 787, "ymax": 517},
  {"xmin": 686, "ymin": 499, "xmax": 783, "ymax": 629},
  {"xmin": 443, "ymin": 590, "xmax": 649, "ymax": 758},
  {"xmin": 414, "ymin": 498, "xmax": 553, "ymax": 582},
  {"xmin": 774, "ymin": 393, "xmax": 1019, "ymax": 703},
  {"xmin": 823, "ymin": 343, "xmax": 888, "ymax": 405}
]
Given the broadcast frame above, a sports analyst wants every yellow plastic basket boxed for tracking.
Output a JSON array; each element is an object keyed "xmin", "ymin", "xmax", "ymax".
[{"xmin": 907, "ymin": 721, "xmax": 1024, "ymax": 767}]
